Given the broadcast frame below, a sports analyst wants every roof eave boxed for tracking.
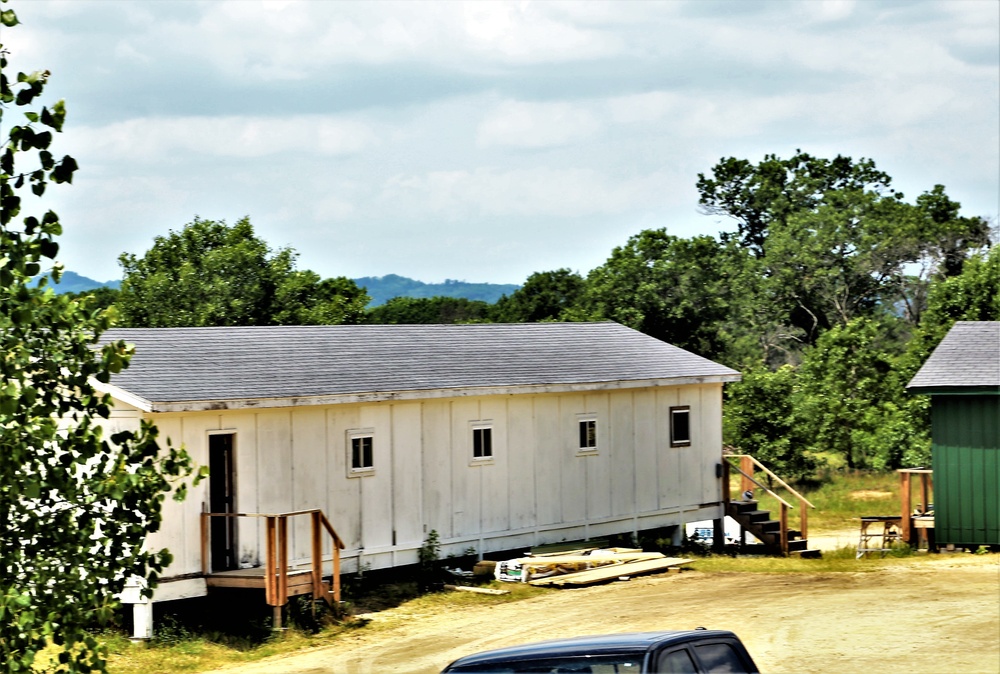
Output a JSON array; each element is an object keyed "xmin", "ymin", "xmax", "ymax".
[
  {"xmin": 92, "ymin": 381, "xmax": 153, "ymax": 412},
  {"xmin": 112, "ymin": 374, "xmax": 742, "ymax": 414},
  {"xmin": 907, "ymin": 385, "xmax": 1000, "ymax": 396}
]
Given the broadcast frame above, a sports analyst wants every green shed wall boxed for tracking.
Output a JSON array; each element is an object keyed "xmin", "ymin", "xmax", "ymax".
[{"xmin": 931, "ymin": 395, "xmax": 1000, "ymax": 546}]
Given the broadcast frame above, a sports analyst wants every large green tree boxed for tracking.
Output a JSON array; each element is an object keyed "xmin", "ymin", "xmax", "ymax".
[
  {"xmin": 491, "ymin": 269, "xmax": 585, "ymax": 323},
  {"xmin": 1, "ymin": 7, "xmax": 197, "ymax": 671},
  {"xmin": 580, "ymin": 229, "xmax": 745, "ymax": 362},
  {"xmin": 795, "ymin": 317, "xmax": 918, "ymax": 469},
  {"xmin": 722, "ymin": 365, "xmax": 816, "ymax": 480},
  {"xmin": 117, "ymin": 217, "xmax": 369, "ymax": 327},
  {"xmin": 696, "ymin": 150, "xmax": 896, "ymax": 256},
  {"xmin": 900, "ymin": 245, "xmax": 1000, "ymax": 381},
  {"xmin": 699, "ymin": 152, "xmax": 990, "ymax": 352}
]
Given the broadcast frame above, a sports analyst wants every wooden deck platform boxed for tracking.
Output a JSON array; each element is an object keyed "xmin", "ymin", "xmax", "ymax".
[{"xmin": 205, "ymin": 566, "xmax": 319, "ymax": 597}]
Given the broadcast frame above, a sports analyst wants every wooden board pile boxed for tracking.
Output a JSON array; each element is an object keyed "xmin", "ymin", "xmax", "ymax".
[{"xmin": 495, "ymin": 547, "xmax": 691, "ymax": 587}]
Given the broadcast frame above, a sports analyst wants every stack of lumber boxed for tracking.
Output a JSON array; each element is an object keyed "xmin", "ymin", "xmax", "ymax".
[{"xmin": 496, "ymin": 548, "xmax": 691, "ymax": 587}]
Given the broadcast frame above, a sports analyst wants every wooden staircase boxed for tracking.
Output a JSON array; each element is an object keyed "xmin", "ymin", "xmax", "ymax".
[
  {"xmin": 727, "ymin": 498, "xmax": 820, "ymax": 557},
  {"xmin": 723, "ymin": 453, "xmax": 821, "ymax": 558}
]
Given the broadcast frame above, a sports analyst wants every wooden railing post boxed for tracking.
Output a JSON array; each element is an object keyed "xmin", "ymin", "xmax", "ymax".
[
  {"xmin": 740, "ymin": 455, "xmax": 754, "ymax": 497},
  {"xmin": 333, "ymin": 543, "xmax": 341, "ymax": 604},
  {"xmin": 799, "ymin": 499, "xmax": 808, "ymax": 541},
  {"xmin": 779, "ymin": 503, "xmax": 789, "ymax": 556},
  {"xmin": 920, "ymin": 474, "xmax": 930, "ymax": 515},
  {"xmin": 265, "ymin": 516, "xmax": 276, "ymax": 606},
  {"xmin": 900, "ymin": 470, "xmax": 912, "ymax": 545},
  {"xmin": 277, "ymin": 515, "xmax": 288, "ymax": 605},
  {"xmin": 722, "ymin": 458, "xmax": 731, "ymax": 503},
  {"xmin": 200, "ymin": 511, "xmax": 209, "ymax": 576},
  {"xmin": 311, "ymin": 510, "xmax": 323, "ymax": 614}
]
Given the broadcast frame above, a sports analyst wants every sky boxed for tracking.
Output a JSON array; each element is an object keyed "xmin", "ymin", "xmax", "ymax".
[{"xmin": 4, "ymin": 0, "xmax": 998, "ymax": 285}]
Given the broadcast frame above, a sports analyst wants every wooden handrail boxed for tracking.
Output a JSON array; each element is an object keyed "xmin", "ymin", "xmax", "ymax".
[
  {"xmin": 201, "ymin": 508, "xmax": 344, "ymax": 614},
  {"xmin": 727, "ymin": 454, "xmax": 816, "ymax": 509},
  {"xmin": 730, "ymin": 463, "xmax": 793, "ymax": 509}
]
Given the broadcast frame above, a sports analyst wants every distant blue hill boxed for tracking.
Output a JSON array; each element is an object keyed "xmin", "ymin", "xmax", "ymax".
[
  {"xmin": 37, "ymin": 271, "xmax": 518, "ymax": 306},
  {"xmin": 31, "ymin": 271, "xmax": 121, "ymax": 293},
  {"xmin": 353, "ymin": 274, "xmax": 520, "ymax": 306}
]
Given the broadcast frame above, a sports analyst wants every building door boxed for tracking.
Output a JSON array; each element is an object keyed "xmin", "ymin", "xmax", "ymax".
[{"xmin": 209, "ymin": 433, "xmax": 238, "ymax": 572}]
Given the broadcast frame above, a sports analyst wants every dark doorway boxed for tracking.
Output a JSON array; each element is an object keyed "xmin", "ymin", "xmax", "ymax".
[{"xmin": 209, "ymin": 433, "xmax": 238, "ymax": 572}]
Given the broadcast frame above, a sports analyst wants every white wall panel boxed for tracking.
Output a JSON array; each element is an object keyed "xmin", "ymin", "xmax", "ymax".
[
  {"xmin": 699, "ymin": 385, "xmax": 724, "ymax": 505},
  {"xmin": 506, "ymin": 396, "xmax": 535, "ymax": 530},
  {"xmin": 608, "ymin": 391, "xmax": 635, "ymax": 518},
  {"xmin": 656, "ymin": 388, "xmax": 680, "ymax": 509},
  {"xmin": 559, "ymin": 394, "xmax": 586, "ymax": 525},
  {"xmin": 145, "ymin": 417, "xmax": 189, "ymax": 577},
  {"xmin": 421, "ymin": 400, "xmax": 452, "ymax": 539},
  {"xmin": 633, "ymin": 390, "xmax": 658, "ymax": 513},
  {"xmin": 291, "ymin": 408, "xmax": 327, "ymax": 560},
  {"xmin": 391, "ymin": 403, "xmax": 423, "ymax": 548},
  {"xmin": 257, "ymin": 412, "xmax": 292, "ymax": 515},
  {"xmin": 533, "ymin": 396, "xmax": 561, "ymax": 525}
]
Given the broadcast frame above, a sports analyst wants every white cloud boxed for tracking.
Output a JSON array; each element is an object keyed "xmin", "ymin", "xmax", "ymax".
[
  {"xmin": 477, "ymin": 100, "xmax": 601, "ymax": 148},
  {"xmin": 69, "ymin": 115, "xmax": 377, "ymax": 162},
  {"xmin": 459, "ymin": 1, "xmax": 620, "ymax": 63},
  {"xmin": 607, "ymin": 91, "xmax": 682, "ymax": 124},
  {"xmin": 379, "ymin": 167, "xmax": 673, "ymax": 219}
]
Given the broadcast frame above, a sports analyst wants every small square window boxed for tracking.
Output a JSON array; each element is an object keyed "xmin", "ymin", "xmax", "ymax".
[
  {"xmin": 579, "ymin": 419, "xmax": 597, "ymax": 452},
  {"xmin": 473, "ymin": 426, "xmax": 493, "ymax": 460},
  {"xmin": 348, "ymin": 430, "xmax": 374, "ymax": 475},
  {"xmin": 670, "ymin": 406, "xmax": 691, "ymax": 447}
]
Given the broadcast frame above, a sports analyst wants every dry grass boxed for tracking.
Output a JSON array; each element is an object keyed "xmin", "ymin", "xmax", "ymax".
[{"xmin": 105, "ymin": 582, "xmax": 545, "ymax": 674}]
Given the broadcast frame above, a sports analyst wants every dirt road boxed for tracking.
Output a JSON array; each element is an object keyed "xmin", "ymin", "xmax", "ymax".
[{"xmin": 207, "ymin": 554, "xmax": 999, "ymax": 674}]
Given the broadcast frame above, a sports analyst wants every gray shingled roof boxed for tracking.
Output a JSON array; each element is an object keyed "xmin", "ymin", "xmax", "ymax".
[
  {"xmin": 101, "ymin": 322, "xmax": 739, "ymax": 411},
  {"xmin": 907, "ymin": 321, "xmax": 1000, "ymax": 391}
]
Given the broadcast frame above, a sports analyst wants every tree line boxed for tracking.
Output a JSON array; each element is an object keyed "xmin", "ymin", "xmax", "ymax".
[{"xmin": 77, "ymin": 151, "xmax": 998, "ymax": 477}]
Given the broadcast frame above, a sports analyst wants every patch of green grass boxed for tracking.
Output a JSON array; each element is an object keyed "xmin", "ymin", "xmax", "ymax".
[
  {"xmin": 683, "ymin": 545, "xmax": 939, "ymax": 574},
  {"xmin": 736, "ymin": 469, "xmax": 925, "ymax": 533}
]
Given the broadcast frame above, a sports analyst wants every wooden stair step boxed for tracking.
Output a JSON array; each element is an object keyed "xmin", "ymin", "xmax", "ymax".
[
  {"xmin": 740, "ymin": 510, "xmax": 773, "ymax": 523},
  {"xmin": 754, "ymin": 520, "xmax": 781, "ymax": 532},
  {"xmin": 792, "ymin": 549, "xmax": 823, "ymax": 559},
  {"xmin": 729, "ymin": 500, "xmax": 759, "ymax": 513}
]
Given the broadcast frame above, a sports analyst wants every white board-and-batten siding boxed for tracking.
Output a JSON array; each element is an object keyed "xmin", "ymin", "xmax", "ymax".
[{"xmin": 137, "ymin": 382, "xmax": 724, "ymax": 598}]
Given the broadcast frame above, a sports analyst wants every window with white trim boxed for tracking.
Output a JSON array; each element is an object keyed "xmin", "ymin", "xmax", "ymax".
[
  {"xmin": 670, "ymin": 406, "xmax": 691, "ymax": 447},
  {"xmin": 578, "ymin": 417, "xmax": 597, "ymax": 453},
  {"xmin": 471, "ymin": 422, "xmax": 493, "ymax": 462},
  {"xmin": 348, "ymin": 429, "xmax": 374, "ymax": 475}
]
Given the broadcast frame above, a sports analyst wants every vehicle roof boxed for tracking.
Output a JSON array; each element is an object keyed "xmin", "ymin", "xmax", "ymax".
[{"xmin": 444, "ymin": 630, "xmax": 738, "ymax": 668}]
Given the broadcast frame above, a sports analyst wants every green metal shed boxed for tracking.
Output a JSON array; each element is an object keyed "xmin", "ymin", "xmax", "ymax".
[{"xmin": 907, "ymin": 321, "xmax": 1000, "ymax": 548}]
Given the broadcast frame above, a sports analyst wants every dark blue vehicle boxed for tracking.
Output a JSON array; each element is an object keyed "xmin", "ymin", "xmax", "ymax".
[{"xmin": 441, "ymin": 629, "xmax": 759, "ymax": 673}]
